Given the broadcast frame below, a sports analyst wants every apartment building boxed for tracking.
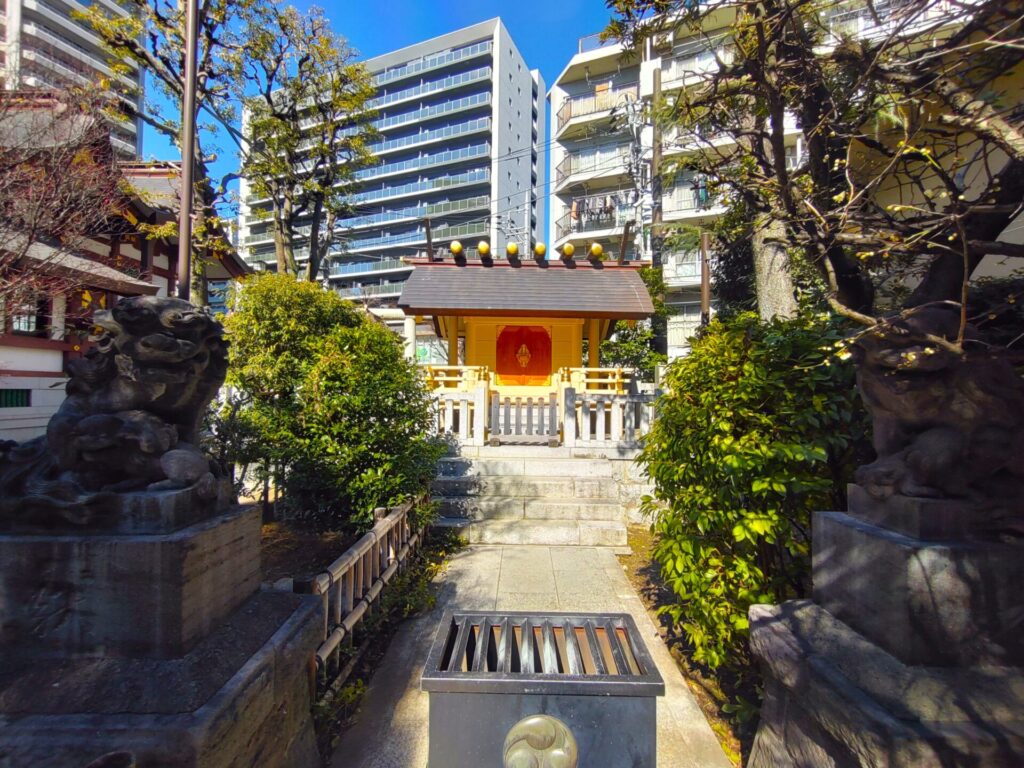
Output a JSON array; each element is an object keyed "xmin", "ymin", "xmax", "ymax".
[
  {"xmin": 549, "ymin": 9, "xmax": 804, "ymax": 359},
  {"xmin": 238, "ymin": 18, "xmax": 545, "ymax": 312},
  {"xmin": 0, "ymin": 0, "xmax": 143, "ymax": 158}
]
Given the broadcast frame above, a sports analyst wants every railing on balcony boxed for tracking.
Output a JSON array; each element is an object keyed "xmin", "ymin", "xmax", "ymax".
[
  {"xmin": 663, "ymin": 251, "xmax": 702, "ymax": 286},
  {"xmin": 555, "ymin": 192, "xmax": 633, "ymax": 240},
  {"xmin": 825, "ymin": 0, "xmax": 955, "ymax": 43},
  {"xmin": 354, "ymin": 142, "xmax": 489, "ymax": 181},
  {"xmin": 556, "ymin": 84, "xmax": 638, "ymax": 132},
  {"xmin": 336, "ymin": 282, "xmax": 406, "ymax": 299},
  {"xmin": 578, "ymin": 32, "xmax": 618, "ymax": 54},
  {"xmin": 329, "ymin": 258, "xmax": 409, "ymax": 277},
  {"xmin": 369, "ymin": 66, "xmax": 490, "ymax": 110},
  {"xmin": 555, "ymin": 145, "xmax": 630, "ymax": 185},
  {"xmin": 339, "ymin": 194, "xmax": 490, "ymax": 231},
  {"xmin": 662, "ymin": 180, "xmax": 717, "ymax": 215},
  {"xmin": 375, "ymin": 40, "xmax": 491, "ymax": 87},
  {"xmin": 353, "ymin": 168, "xmax": 490, "ymax": 205},
  {"xmin": 345, "ymin": 221, "xmax": 488, "ymax": 252}
]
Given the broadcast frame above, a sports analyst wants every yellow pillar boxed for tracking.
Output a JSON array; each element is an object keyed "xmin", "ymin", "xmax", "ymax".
[
  {"xmin": 588, "ymin": 318, "xmax": 601, "ymax": 367},
  {"xmin": 447, "ymin": 317, "xmax": 459, "ymax": 366}
]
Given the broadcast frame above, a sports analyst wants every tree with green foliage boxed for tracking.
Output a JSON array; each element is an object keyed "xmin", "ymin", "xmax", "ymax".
[
  {"xmin": 228, "ymin": 5, "xmax": 377, "ymax": 279},
  {"xmin": 83, "ymin": 2, "xmax": 376, "ymax": 285},
  {"xmin": 220, "ymin": 273, "xmax": 443, "ymax": 532},
  {"xmin": 600, "ymin": 266, "xmax": 670, "ymax": 380},
  {"xmin": 639, "ymin": 312, "xmax": 869, "ymax": 673}
]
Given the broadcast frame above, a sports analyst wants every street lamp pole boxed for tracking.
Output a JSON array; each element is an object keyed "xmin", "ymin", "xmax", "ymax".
[{"xmin": 175, "ymin": 0, "xmax": 199, "ymax": 302}]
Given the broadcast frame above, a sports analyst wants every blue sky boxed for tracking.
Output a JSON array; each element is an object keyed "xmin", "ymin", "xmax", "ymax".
[{"xmin": 142, "ymin": 0, "xmax": 618, "ymax": 213}]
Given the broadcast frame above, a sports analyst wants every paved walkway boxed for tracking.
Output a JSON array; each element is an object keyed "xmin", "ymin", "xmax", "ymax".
[{"xmin": 331, "ymin": 545, "xmax": 732, "ymax": 768}]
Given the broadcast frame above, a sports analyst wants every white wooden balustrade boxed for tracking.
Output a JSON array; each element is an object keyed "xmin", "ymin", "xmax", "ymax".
[{"xmin": 563, "ymin": 388, "xmax": 656, "ymax": 448}]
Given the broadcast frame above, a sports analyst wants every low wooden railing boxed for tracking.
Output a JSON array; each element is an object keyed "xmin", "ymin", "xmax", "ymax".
[
  {"xmin": 564, "ymin": 389, "xmax": 656, "ymax": 448},
  {"xmin": 434, "ymin": 386, "xmax": 487, "ymax": 446},
  {"xmin": 560, "ymin": 367, "xmax": 631, "ymax": 394},
  {"xmin": 292, "ymin": 499, "xmax": 422, "ymax": 694},
  {"xmin": 422, "ymin": 364, "xmax": 488, "ymax": 390}
]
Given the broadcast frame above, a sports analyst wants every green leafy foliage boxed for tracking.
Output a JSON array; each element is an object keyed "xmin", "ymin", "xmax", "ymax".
[
  {"xmin": 221, "ymin": 273, "xmax": 444, "ymax": 532},
  {"xmin": 639, "ymin": 311, "xmax": 870, "ymax": 672}
]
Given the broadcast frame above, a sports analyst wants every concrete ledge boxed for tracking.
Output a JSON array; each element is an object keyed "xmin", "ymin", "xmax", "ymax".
[
  {"xmin": 0, "ymin": 592, "xmax": 323, "ymax": 768},
  {"xmin": 0, "ymin": 506, "xmax": 261, "ymax": 658},
  {"xmin": 749, "ymin": 600, "xmax": 1024, "ymax": 768}
]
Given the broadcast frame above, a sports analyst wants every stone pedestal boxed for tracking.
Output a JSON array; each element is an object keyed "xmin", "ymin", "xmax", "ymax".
[
  {"xmin": 0, "ymin": 489, "xmax": 323, "ymax": 768},
  {"xmin": 749, "ymin": 486, "xmax": 1024, "ymax": 767}
]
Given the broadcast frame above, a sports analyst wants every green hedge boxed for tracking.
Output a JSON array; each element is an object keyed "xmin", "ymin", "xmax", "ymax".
[
  {"xmin": 639, "ymin": 311, "xmax": 869, "ymax": 671},
  {"xmin": 220, "ymin": 273, "xmax": 444, "ymax": 532}
]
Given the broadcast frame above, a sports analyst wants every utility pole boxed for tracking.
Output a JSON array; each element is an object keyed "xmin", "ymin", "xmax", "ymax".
[
  {"xmin": 700, "ymin": 230, "xmax": 712, "ymax": 326},
  {"xmin": 617, "ymin": 220, "xmax": 633, "ymax": 265},
  {"xmin": 424, "ymin": 217, "xmax": 434, "ymax": 260},
  {"xmin": 175, "ymin": 0, "xmax": 199, "ymax": 302},
  {"xmin": 650, "ymin": 67, "xmax": 663, "ymax": 269}
]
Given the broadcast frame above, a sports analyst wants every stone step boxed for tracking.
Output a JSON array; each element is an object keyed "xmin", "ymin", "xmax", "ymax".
[
  {"xmin": 438, "ymin": 456, "xmax": 616, "ymax": 479},
  {"xmin": 432, "ymin": 475, "xmax": 619, "ymax": 501},
  {"xmin": 433, "ymin": 496, "xmax": 625, "ymax": 522},
  {"xmin": 432, "ymin": 517, "xmax": 627, "ymax": 547}
]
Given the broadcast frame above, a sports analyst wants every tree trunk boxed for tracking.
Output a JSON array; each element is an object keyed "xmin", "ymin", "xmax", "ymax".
[
  {"xmin": 305, "ymin": 196, "xmax": 325, "ymax": 282},
  {"xmin": 753, "ymin": 214, "xmax": 798, "ymax": 320}
]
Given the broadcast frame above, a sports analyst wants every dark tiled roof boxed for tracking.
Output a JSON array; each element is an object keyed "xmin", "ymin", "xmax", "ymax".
[{"xmin": 398, "ymin": 260, "xmax": 654, "ymax": 319}]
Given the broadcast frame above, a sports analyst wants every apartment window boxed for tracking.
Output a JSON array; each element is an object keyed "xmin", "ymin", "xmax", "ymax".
[{"xmin": 0, "ymin": 389, "xmax": 31, "ymax": 408}]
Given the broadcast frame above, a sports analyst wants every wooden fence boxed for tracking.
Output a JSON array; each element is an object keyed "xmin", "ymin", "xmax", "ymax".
[
  {"xmin": 290, "ymin": 499, "xmax": 422, "ymax": 695},
  {"xmin": 564, "ymin": 389, "xmax": 657, "ymax": 448}
]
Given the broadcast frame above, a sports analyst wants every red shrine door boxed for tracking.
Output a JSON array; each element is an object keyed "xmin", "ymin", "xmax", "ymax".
[{"xmin": 495, "ymin": 325, "xmax": 552, "ymax": 386}]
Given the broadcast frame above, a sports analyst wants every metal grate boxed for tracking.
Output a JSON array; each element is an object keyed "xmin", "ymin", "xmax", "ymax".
[
  {"xmin": 423, "ymin": 611, "xmax": 664, "ymax": 696},
  {"xmin": 0, "ymin": 389, "xmax": 30, "ymax": 408}
]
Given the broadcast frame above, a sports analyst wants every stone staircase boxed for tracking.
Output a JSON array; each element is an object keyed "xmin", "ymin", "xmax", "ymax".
[{"xmin": 432, "ymin": 448, "xmax": 648, "ymax": 546}]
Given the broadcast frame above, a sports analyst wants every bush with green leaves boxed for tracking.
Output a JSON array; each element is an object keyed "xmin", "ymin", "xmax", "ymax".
[
  {"xmin": 639, "ymin": 311, "xmax": 869, "ymax": 672},
  {"xmin": 221, "ymin": 273, "xmax": 443, "ymax": 532}
]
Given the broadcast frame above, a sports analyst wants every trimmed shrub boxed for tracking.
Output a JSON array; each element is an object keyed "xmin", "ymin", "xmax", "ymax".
[{"xmin": 639, "ymin": 311, "xmax": 869, "ymax": 671}]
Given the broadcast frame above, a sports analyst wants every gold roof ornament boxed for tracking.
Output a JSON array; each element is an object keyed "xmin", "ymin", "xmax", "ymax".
[
  {"xmin": 478, "ymin": 240, "xmax": 491, "ymax": 258},
  {"xmin": 561, "ymin": 242, "xmax": 575, "ymax": 260},
  {"xmin": 589, "ymin": 242, "xmax": 604, "ymax": 258},
  {"xmin": 506, "ymin": 242, "xmax": 519, "ymax": 257},
  {"xmin": 450, "ymin": 240, "xmax": 463, "ymax": 256},
  {"xmin": 534, "ymin": 242, "xmax": 547, "ymax": 259}
]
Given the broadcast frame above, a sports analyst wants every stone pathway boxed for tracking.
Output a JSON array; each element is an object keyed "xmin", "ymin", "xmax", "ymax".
[{"xmin": 330, "ymin": 545, "xmax": 732, "ymax": 768}]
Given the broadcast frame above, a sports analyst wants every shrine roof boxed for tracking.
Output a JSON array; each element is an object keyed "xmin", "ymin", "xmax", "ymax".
[{"xmin": 397, "ymin": 258, "xmax": 655, "ymax": 319}]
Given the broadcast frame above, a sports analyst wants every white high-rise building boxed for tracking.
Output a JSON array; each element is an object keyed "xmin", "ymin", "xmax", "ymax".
[
  {"xmin": 1, "ymin": 0, "xmax": 143, "ymax": 158},
  {"xmin": 238, "ymin": 18, "xmax": 545, "ymax": 307}
]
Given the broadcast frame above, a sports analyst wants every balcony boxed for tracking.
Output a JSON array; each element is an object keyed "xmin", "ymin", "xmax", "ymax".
[
  {"xmin": 343, "ymin": 220, "xmax": 488, "ymax": 253},
  {"xmin": 661, "ymin": 45, "xmax": 733, "ymax": 89},
  {"xmin": 336, "ymin": 282, "xmax": 406, "ymax": 300},
  {"xmin": 556, "ymin": 84, "xmax": 638, "ymax": 135},
  {"xmin": 304, "ymin": 91, "xmax": 490, "ymax": 134},
  {"xmin": 367, "ymin": 117, "xmax": 489, "ymax": 156},
  {"xmin": 339, "ymin": 194, "xmax": 490, "ymax": 232},
  {"xmin": 555, "ymin": 145, "xmax": 630, "ymax": 188},
  {"xmin": 662, "ymin": 251, "xmax": 702, "ymax": 288},
  {"xmin": 329, "ymin": 258, "xmax": 410, "ymax": 278},
  {"xmin": 352, "ymin": 168, "xmax": 489, "ymax": 206},
  {"xmin": 555, "ymin": 192, "xmax": 633, "ymax": 241},
  {"xmin": 22, "ymin": 21, "xmax": 136, "ymax": 88},
  {"xmin": 662, "ymin": 179, "xmax": 722, "ymax": 219},
  {"xmin": 369, "ymin": 66, "xmax": 491, "ymax": 111},
  {"xmin": 374, "ymin": 40, "xmax": 491, "ymax": 88},
  {"xmin": 354, "ymin": 142, "xmax": 489, "ymax": 182},
  {"xmin": 824, "ymin": 0, "xmax": 957, "ymax": 44}
]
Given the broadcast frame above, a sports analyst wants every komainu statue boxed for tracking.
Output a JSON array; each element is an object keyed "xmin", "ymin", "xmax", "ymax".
[
  {"xmin": 851, "ymin": 305, "xmax": 1024, "ymax": 503},
  {"xmin": 0, "ymin": 296, "xmax": 229, "ymax": 526}
]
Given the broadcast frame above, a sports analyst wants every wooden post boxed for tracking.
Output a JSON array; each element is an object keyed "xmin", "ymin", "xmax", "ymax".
[
  {"xmin": 447, "ymin": 317, "xmax": 458, "ymax": 365},
  {"xmin": 473, "ymin": 384, "xmax": 487, "ymax": 446},
  {"xmin": 618, "ymin": 220, "xmax": 632, "ymax": 265},
  {"xmin": 563, "ymin": 387, "xmax": 577, "ymax": 448},
  {"xmin": 588, "ymin": 318, "xmax": 601, "ymax": 368}
]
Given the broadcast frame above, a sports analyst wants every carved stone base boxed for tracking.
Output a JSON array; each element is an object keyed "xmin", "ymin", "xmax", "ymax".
[
  {"xmin": 814, "ymin": 510, "xmax": 1024, "ymax": 666},
  {"xmin": 0, "ymin": 591, "xmax": 323, "ymax": 768},
  {"xmin": 0, "ymin": 504, "xmax": 260, "ymax": 658},
  {"xmin": 748, "ymin": 600, "xmax": 1024, "ymax": 768}
]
